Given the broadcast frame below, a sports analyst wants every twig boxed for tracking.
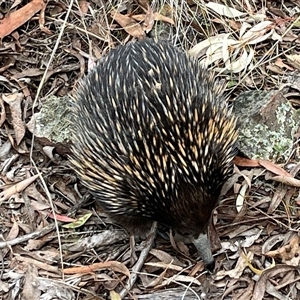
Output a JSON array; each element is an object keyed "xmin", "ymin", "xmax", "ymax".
[
  {"xmin": 119, "ymin": 222, "xmax": 158, "ymax": 299},
  {"xmin": 0, "ymin": 223, "xmax": 55, "ymax": 249}
]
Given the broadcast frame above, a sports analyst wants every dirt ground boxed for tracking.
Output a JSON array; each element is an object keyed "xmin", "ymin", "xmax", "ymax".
[{"xmin": 1, "ymin": 1, "xmax": 300, "ymax": 299}]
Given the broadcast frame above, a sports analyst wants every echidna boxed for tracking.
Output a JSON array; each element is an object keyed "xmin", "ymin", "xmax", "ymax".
[{"xmin": 70, "ymin": 39, "xmax": 238, "ymax": 268}]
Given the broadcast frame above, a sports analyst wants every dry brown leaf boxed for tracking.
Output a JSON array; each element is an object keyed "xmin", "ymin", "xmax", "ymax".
[
  {"xmin": 143, "ymin": 268, "xmax": 168, "ymax": 288},
  {"xmin": 188, "ymin": 262, "xmax": 205, "ymax": 277},
  {"xmin": 135, "ymin": 0, "xmax": 150, "ymax": 9},
  {"xmin": 79, "ymin": 0, "xmax": 90, "ymax": 15},
  {"xmin": 14, "ymin": 253, "xmax": 60, "ymax": 273},
  {"xmin": 0, "ymin": 97, "xmax": 6, "ymax": 127},
  {"xmin": 271, "ymin": 175, "xmax": 300, "ymax": 187},
  {"xmin": 0, "ymin": 0, "xmax": 45, "ymax": 39},
  {"xmin": 267, "ymin": 187, "xmax": 287, "ymax": 214},
  {"xmin": 0, "ymin": 174, "xmax": 39, "ymax": 202},
  {"xmin": 259, "ymin": 160, "xmax": 292, "ymax": 177},
  {"xmin": 25, "ymin": 238, "xmax": 51, "ymax": 251},
  {"xmin": 53, "ymin": 180, "xmax": 77, "ymax": 204},
  {"xmin": 157, "ymin": 274, "xmax": 201, "ymax": 288},
  {"xmin": 111, "ymin": 10, "xmax": 145, "ymax": 39},
  {"xmin": 232, "ymin": 277, "xmax": 255, "ymax": 300},
  {"xmin": 142, "ymin": 5, "xmax": 154, "ymax": 33},
  {"xmin": 63, "ymin": 261, "xmax": 130, "ymax": 277},
  {"xmin": 234, "ymin": 156, "xmax": 260, "ymax": 167},
  {"xmin": 176, "ymin": 240, "xmax": 190, "ymax": 256},
  {"xmin": 214, "ymin": 252, "xmax": 254, "ymax": 280},
  {"xmin": 0, "ymin": 57, "xmax": 16, "ymax": 73},
  {"xmin": 251, "ymin": 265, "xmax": 299, "ymax": 300},
  {"xmin": 150, "ymin": 248, "xmax": 181, "ymax": 265},
  {"xmin": 144, "ymin": 261, "xmax": 183, "ymax": 272},
  {"xmin": 2, "ymin": 93, "xmax": 25, "ymax": 145},
  {"xmin": 267, "ymin": 64, "xmax": 284, "ymax": 74},
  {"xmin": 286, "ymin": 54, "xmax": 300, "ymax": 70},
  {"xmin": 269, "ymin": 7, "xmax": 288, "ymax": 18},
  {"xmin": 274, "ymin": 57, "xmax": 293, "ymax": 70},
  {"xmin": 11, "ymin": 63, "xmax": 79, "ymax": 82},
  {"xmin": 30, "ymin": 200, "xmax": 50, "ymax": 211},
  {"xmin": 39, "ymin": 1, "xmax": 52, "ymax": 35},
  {"xmin": 25, "ymin": 182, "xmax": 48, "ymax": 204},
  {"xmin": 5, "ymin": 218, "xmax": 19, "ymax": 241},
  {"xmin": 22, "ymin": 264, "xmax": 41, "ymax": 300},
  {"xmin": 132, "ymin": 12, "xmax": 174, "ymax": 25},
  {"xmin": 264, "ymin": 236, "xmax": 300, "ymax": 262},
  {"xmin": 153, "ymin": 12, "xmax": 175, "ymax": 25}
]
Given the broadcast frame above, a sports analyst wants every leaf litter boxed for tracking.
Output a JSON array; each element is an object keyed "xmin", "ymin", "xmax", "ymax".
[{"xmin": 0, "ymin": 1, "xmax": 300, "ymax": 299}]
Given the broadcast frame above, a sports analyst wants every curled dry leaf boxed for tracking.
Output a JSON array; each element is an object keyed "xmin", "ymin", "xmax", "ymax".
[
  {"xmin": 236, "ymin": 183, "xmax": 248, "ymax": 213},
  {"xmin": 0, "ymin": 174, "xmax": 39, "ymax": 203},
  {"xmin": 142, "ymin": 5, "xmax": 154, "ymax": 33},
  {"xmin": 240, "ymin": 21, "xmax": 276, "ymax": 44},
  {"xmin": 0, "ymin": 96, "xmax": 6, "ymax": 127},
  {"xmin": 274, "ymin": 57, "xmax": 294, "ymax": 71},
  {"xmin": 223, "ymin": 41, "xmax": 255, "ymax": 73},
  {"xmin": 5, "ymin": 218, "xmax": 19, "ymax": 241},
  {"xmin": 189, "ymin": 33, "xmax": 253, "ymax": 72},
  {"xmin": 110, "ymin": 9, "xmax": 145, "ymax": 39},
  {"xmin": 251, "ymin": 265, "xmax": 299, "ymax": 300},
  {"xmin": 149, "ymin": 248, "xmax": 183, "ymax": 266},
  {"xmin": 2, "ymin": 93, "xmax": 25, "ymax": 145},
  {"xmin": 286, "ymin": 54, "xmax": 300, "ymax": 70},
  {"xmin": 188, "ymin": 20, "xmax": 281, "ymax": 73},
  {"xmin": 22, "ymin": 264, "xmax": 41, "ymax": 300},
  {"xmin": 78, "ymin": 0, "xmax": 90, "ymax": 15},
  {"xmin": 206, "ymin": 2, "xmax": 247, "ymax": 18},
  {"xmin": 188, "ymin": 34, "xmax": 227, "ymax": 58},
  {"xmin": 132, "ymin": 12, "xmax": 174, "ymax": 26},
  {"xmin": 264, "ymin": 236, "xmax": 300, "ymax": 264},
  {"xmin": 262, "ymin": 234, "xmax": 286, "ymax": 255},
  {"xmin": 214, "ymin": 251, "xmax": 254, "ymax": 280}
]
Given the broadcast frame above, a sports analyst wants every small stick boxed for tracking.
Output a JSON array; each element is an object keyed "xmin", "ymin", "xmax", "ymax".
[
  {"xmin": 119, "ymin": 221, "xmax": 158, "ymax": 299},
  {"xmin": 0, "ymin": 223, "xmax": 55, "ymax": 249}
]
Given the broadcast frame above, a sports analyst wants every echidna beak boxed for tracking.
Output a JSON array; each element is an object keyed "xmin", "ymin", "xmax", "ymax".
[{"xmin": 192, "ymin": 232, "xmax": 215, "ymax": 272}]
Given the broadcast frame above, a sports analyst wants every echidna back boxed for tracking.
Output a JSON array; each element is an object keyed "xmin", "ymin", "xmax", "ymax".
[{"xmin": 70, "ymin": 39, "xmax": 237, "ymax": 236}]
